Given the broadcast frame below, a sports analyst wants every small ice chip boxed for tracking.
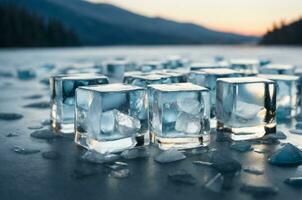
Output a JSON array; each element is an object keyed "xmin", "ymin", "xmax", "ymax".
[
  {"xmin": 230, "ymin": 141, "xmax": 253, "ymax": 152},
  {"xmin": 204, "ymin": 173, "xmax": 224, "ymax": 193},
  {"xmin": 110, "ymin": 168, "xmax": 130, "ymax": 179},
  {"xmin": 284, "ymin": 176, "xmax": 302, "ymax": 187},
  {"xmin": 12, "ymin": 146, "xmax": 40, "ymax": 155},
  {"xmin": 243, "ymin": 167, "xmax": 264, "ymax": 175},
  {"xmin": 240, "ymin": 183, "xmax": 278, "ymax": 196},
  {"xmin": 268, "ymin": 143, "xmax": 302, "ymax": 166},
  {"xmin": 154, "ymin": 149, "xmax": 186, "ymax": 163}
]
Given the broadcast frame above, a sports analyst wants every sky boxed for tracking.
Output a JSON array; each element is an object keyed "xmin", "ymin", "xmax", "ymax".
[{"xmin": 87, "ymin": 0, "xmax": 302, "ymax": 36}]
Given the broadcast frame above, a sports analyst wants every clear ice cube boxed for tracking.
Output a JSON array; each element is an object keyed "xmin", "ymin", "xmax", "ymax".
[
  {"xmin": 187, "ymin": 68, "xmax": 242, "ymax": 117},
  {"xmin": 260, "ymin": 64, "xmax": 296, "ymax": 75},
  {"xmin": 258, "ymin": 74, "xmax": 298, "ymax": 120},
  {"xmin": 229, "ymin": 59, "xmax": 260, "ymax": 75},
  {"xmin": 75, "ymin": 84, "xmax": 148, "ymax": 153},
  {"xmin": 50, "ymin": 74, "xmax": 109, "ymax": 133},
  {"xmin": 148, "ymin": 83, "xmax": 210, "ymax": 149},
  {"xmin": 216, "ymin": 77, "xmax": 276, "ymax": 140}
]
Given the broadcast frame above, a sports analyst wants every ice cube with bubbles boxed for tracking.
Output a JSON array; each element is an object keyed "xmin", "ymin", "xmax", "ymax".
[
  {"xmin": 50, "ymin": 74, "xmax": 109, "ymax": 133},
  {"xmin": 148, "ymin": 83, "xmax": 210, "ymax": 150},
  {"xmin": 260, "ymin": 64, "xmax": 296, "ymax": 75},
  {"xmin": 258, "ymin": 74, "xmax": 298, "ymax": 120},
  {"xmin": 75, "ymin": 84, "xmax": 147, "ymax": 153},
  {"xmin": 216, "ymin": 77, "xmax": 276, "ymax": 140},
  {"xmin": 188, "ymin": 68, "xmax": 242, "ymax": 118}
]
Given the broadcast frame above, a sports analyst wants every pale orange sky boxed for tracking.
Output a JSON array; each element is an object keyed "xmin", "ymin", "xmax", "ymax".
[{"xmin": 87, "ymin": 0, "xmax": 302, "ymax": 36}]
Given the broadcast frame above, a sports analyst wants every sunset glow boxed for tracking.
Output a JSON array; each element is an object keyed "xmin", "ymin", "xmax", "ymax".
[{"xmin": 87, "ymin": 0, "xmax": 302, "ymax": 36}]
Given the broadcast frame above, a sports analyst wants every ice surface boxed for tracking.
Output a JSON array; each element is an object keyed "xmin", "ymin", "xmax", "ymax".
[
  {"xmin": 289, "ymin": 129, "xmax": 302, "ymax": 135},
  {"xmin": 193, "ymin": 160, "xmax": 213, "ymax": 166},
  {"xmin": 204, "ymin": 173, "xmax": 224, "ymax": 193},
  {"xmin": 240, "ymin": 183, "xmax": 278, "ymax": 196},
  {"xmin": 242, "ymin": 167, "xmax": 264, "ymax": 175},
  {"xmin": 154, "ymin": 149, "xmax": 186, "ymax": 163},
  {"xmin": 268, "ymin": 143, "xmax": 302, "ymax": 166},
  {"xmin": 168, "ymin": 169, "xmax": 197, "ymax": 185},
  {"xmin": 230, "ymin": 141, "xmax": 253, "ymax": 152},
  {"xmin": 284, "ymin": 176, "xmax": 302, "ymax": 187},
  {"xmin": 71, "ymin": 166, "xmax": 98, "ymax": 180},
  {"xmin": 24, "ymin": 101, "xmax": 50, "ymax": 109},
  {"xmin": 216, "ymin": 77, "xmax": 276, "ymax": 139},
  {"xmin": 42, "ymin": 151, "xmax": 61, "ymax": 160}
]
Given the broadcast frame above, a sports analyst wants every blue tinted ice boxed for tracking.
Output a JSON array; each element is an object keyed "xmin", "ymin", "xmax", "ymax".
[
  {"xmin": 148, "ymin": 83, "xmax": 210, "ymax": 149},
  {"xmin": 50, "ymin": 74, "xmax": 109, "ymax": 133},
  {"xmin": 187, "ymin": 68, "xmax": 242, "ymax": 117},
  {"xmin": 216, "ymin": 77, "xmax": 276, "ymax": 140},
  {"xmin": 260, "ymin": 64, "xmax": 296, "ymax": 75},
  {"xmin": 75, "ymin": 84, "xmax": 148, "ymax": 153},
  {"xmin": 123, "ymin": 73, "xmax": 172, "ymax": 87},
  {"xmin": 258, "ymin": 74, "xmax": 298, "ymax": 119},
  {"xmin": 154, "ymin": 69, "xmax": 188, "ymax": 83}
]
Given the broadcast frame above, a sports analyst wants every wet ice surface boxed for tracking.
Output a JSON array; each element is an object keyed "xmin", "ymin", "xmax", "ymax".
[
  {"xmin": 168, "ymin": 169, "xmax": 197, "ymax": 185},
  {"xmin": 42, "ymin": 151, "xmax": 61, "ymax": 160},
  {"xmin": 12, "ymin": 146, "xmax": 40, "ymax": 155},
  {"xmin": 242, "ymin": 167, "xmax": 264, "ymax": 175},
  {"xmin": 1, "ymin": 46, "xmax": 302, "ymax": 200},
  {"xmin": 204, "ymin": 173, "xmax": 224, "ymax": 193},
  {"xmin": 30, "ymin": 129, "xmax": 59, "ymax": 140},
  {"xmin": 81, "ymin": 150, "xmax": 120, "ymax": 164},
  {"xmin": 23, "ymin": 101, "xmax": 50, "ymax": 109},
  {"xmin": 121, "ymin": 147, "xmax": 150, "ymax": 159}
]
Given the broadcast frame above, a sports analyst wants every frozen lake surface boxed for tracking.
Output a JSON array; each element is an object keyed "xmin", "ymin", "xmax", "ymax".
[{"xmin": 0, "ymin": 46, "xmax": 302, "ymax": 200}]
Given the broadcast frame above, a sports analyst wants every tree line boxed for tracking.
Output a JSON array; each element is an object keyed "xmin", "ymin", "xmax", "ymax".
[
  {"xmin": 260, "ymin": 17, "xmax": 302, "ymax": 45},
  {"xmin": 0, "ymin": 3, "xmax": 81, "ymax": 47}
]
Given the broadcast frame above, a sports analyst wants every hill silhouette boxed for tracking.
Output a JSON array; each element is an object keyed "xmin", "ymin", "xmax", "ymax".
[{"xmin": 0, "ymin": 0, "xmax": 258, "ymax": 46}]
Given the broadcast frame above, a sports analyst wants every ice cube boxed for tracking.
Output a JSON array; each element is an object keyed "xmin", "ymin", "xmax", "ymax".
[
  {"xmin": 216, "ymin": 77, "xmax": 276, "ymax": 140},
  {"xmin": 268, "ymin": 143, "xmax": 302, "ymax": 166},
  {"xmin": 148, "ymin": 83, "xmax": 210, "ymax": 149},
  {"xmin": 260, "ymin": 64, "xmax": 296, "ymax": 75},
  {"xmin": 204, "ymin": 173, "xmax": 224, "ymax": 193},
  {"xmin": 50, "ymin": 74, "xmax": 109, "ymax": 133},
  {"xmin": 154, "ymin": 149, "xmax": 186, "ymax": 163},
  {"xmin": 258, "ymin": 74, "xmax": 298, "ymax": 119},
  {"xmin": 168, "ymin": 169, "xmax": 197, "ymax": 185},
  {"xmin": 75, "ymin": 84, "xmax": 147, "ymax": 153}
]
